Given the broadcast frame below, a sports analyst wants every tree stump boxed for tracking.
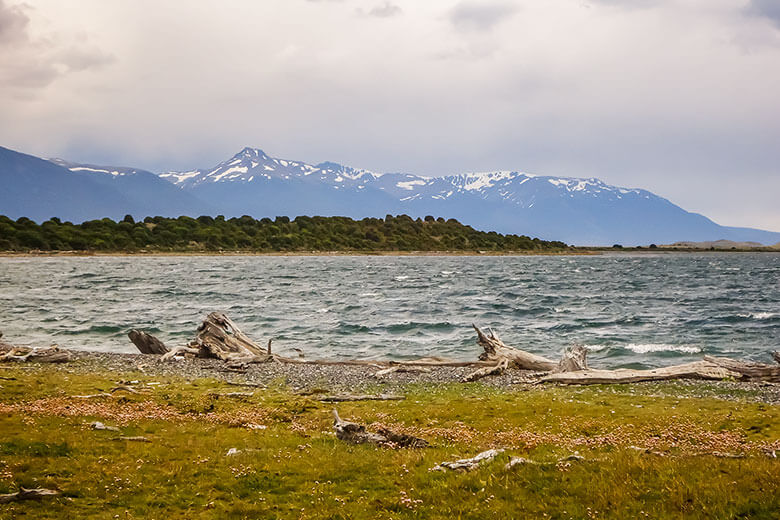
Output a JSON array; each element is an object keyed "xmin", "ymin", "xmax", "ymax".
[
  {"xmin": 473, "ymin": 325, "xmax": 557, "ymax": 371},
  {"xmin": 128, "ymin": 330, "xmax": 169, "ymax": 355}
]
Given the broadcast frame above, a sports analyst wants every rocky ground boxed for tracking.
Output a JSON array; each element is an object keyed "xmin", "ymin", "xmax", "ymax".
[{"xmin": 11, "ymin": 348, "xmax": 780, "ymax": 404}]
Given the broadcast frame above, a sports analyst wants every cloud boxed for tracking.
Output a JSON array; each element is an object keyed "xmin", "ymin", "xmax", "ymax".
[
  {"xmin": 448, "ymin": 1, "xmax": 518, "ymax": 31},
  {"xmin": 368, "ymin": 2, "xmax": 402, "ymax": 18},
  {"xmin": 0, "ymin": 0, "xmax": 28, "ymax": 44},
  {"xmin": 746, "ymin": 0, "xmax": 780, "ymax": 29},
  {"xmin": 2, "ymin": 0, "xmax": 780, "ymax": 231},
  {"xmin": 0, "ymin": 0, "xmax": 113, "ymax": 91}
]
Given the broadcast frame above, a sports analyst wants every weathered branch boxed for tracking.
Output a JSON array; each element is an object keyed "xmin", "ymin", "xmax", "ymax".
[
  {"xmin": 432, "ymin": 449, "xmax": 504, "ymax": 471},
  {"xmin": 463, "ymin": 358, "xmax": 509, "ymax": 382},
  {"xmin": 160, "ymin": 346, "xmax": 200, "ymax": 361},
  {"xmin": 319, "ymin": 394, "xmax": 404, "ymax": 403},
  {"xmin": 0, "ymin": 487, "xmax": 60, "ymax": 504}
]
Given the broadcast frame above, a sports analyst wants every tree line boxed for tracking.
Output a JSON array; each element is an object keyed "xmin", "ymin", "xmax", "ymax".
[{"xmin": 0, "ymin": 214, "xmax": 568, "ymax": 252}]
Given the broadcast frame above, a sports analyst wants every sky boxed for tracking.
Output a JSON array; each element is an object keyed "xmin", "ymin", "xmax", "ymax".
[{"xmin": 1, "ymin": 0, "xmax": 779, "ymax": 231}]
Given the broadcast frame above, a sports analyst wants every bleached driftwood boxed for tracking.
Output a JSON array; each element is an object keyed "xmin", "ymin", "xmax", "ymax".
[
  {"xmin": 194, "ymin": 312, "xmax": 267, "ymax": 360},
  {"xmin": 0, "ymin": 487, "xmax": 60, "ymax": 504},
  {"xmin": 463, "ymin": 358, "xmax": 509, "ymax": 382},
  {"xmin": 373, "ymin": 366, "xmax": 432, "ymax": 377},
  {"xmin": 704, "ymin": 356, "xmax": 780, "ymax": 383},
  {"xmin": 432, "ymin": 449, "xmax": 504, "ymax": 471},
  {"xmin": 539, "ymin": 360, "xmax": 740, "ymax": 385},
  {"xmin": 319, "ymin": 394, "xmax": 405, "ymax": 403},
  {"xmin": 332, "ymin": 409, "xmax": 428, "ymax": 448},
  {"xmin": 0, "ymin": 346, "xmax": 71, "ymax": 363},
  {"xmin": 90, "ymin": 421, "xmax": 119, "ymax": 431},
  {"xmin": 473, "ymin": 325, "xmax": 556, "ymax": 371},
  {"xmin": 128, "ymin": 330, "xmax": 169, "ymax": 355},
  {"xmin": 554, "ymin": 345, "xmax": 589, "ymax": 373},
  {"xmin": 161, "ymin": 346, "xmax": 200, "ymax": 361},
  {"xmin": 505, "ymin": 456, "xmax": 538, "ymax": 469}
]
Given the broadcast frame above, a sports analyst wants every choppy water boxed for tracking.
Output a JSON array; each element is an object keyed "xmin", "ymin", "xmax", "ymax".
[{"xmin": 1, "ymin": 253, "xmax": 778, "ymax": 369}]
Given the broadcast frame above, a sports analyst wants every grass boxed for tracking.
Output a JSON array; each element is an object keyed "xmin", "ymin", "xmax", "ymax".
[{"xmin": 0, "ymin": 367, "xmax": 778, "ymax": 519}]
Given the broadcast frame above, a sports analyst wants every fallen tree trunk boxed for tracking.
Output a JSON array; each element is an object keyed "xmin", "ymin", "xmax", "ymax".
[
  {"xmin": 0, "ymin": 346, "xmax": 71, "ymax": 363},
  {"xmin": 704, "ymin": 356, "xmax": 780, "ymax": 383},
  {"xmin": 0, "ymin": 487, "xmax": 60, "ymax": 504},
  {"xmin": 128, "ymin": 330, "xmax": 169, "ymax": 355},
  {"xmin": 473, "ymin": 325, "xmax": 557, "ymax": 371},
  {"xmin": 332, "ymin": 409, "xmax": 428, "ymax": 448},
  {"xmin": 539, "ymin": 360, "xmax": 741, "ymax": 385}
]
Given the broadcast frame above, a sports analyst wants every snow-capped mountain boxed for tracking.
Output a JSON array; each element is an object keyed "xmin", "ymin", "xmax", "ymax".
[
  {"xmin": 153, "ymin": 146, "xmax": 778, "ymax": 246},
  {"xmin": 160, "ymin": 147, "xmax": 378, "ymax": 190},
  {"xmin": 2, "ymin": 144, "xmax": 779, "ymax": 245}
]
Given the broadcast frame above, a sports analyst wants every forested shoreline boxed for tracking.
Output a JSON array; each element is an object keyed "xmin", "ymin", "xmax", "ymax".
[{"xmin": 0, "ymin": 214, "xmax": 568, "ymax": 252}]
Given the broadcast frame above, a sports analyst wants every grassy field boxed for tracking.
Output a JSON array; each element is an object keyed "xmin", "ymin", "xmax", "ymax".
[{"xmin": 1, "ymin": 366, "xmax": 778, "ymax": 519}]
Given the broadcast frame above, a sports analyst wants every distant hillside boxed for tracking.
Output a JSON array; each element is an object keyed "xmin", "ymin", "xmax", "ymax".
[
  {"xmin": 664, "ymin": 240, "xmax": 779, "ymax": 250},
  {"xmin": 0, "ymin": 214, "xmax": 569, "ymax": 253}
]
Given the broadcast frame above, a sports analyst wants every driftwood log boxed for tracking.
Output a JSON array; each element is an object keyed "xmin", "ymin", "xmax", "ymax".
[
  {"xmin": 539, "ymin": 361, "xmax": 741, "ymax": 385},
  {"xmin": 128, "ymin": 330, "xmax": 169, "ymax": 355},
  {"xmin": 124, "ymin": 315, "xmax": 780, "ymax": 387},
  {"xmin": 332, "ymin": 409, "xmax": 428, "ymax": 448},
  {"xmin": 432, "ymin": 449, "xmax": 504, "ymax": 471},
  {"xmin": 0, "ymin": 487, "xmax": 60, "ymax": 504},
  {"xmin": 0, "ymin": 345, "xmax": 71, "ymax": 363},
  {"xmin": 473, "ymin": 325, "xmax": 557, "ymax": 371}
]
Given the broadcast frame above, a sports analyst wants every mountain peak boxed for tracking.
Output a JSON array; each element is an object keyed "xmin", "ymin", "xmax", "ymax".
[{"xmin": 234, "ymin": 147, "xmax": 267, "ymax": 160}]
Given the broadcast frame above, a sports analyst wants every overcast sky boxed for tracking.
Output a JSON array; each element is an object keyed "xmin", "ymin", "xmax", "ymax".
[{"xmin": 1, "ymin": 0, "xmax": 779, "ymax": 230}]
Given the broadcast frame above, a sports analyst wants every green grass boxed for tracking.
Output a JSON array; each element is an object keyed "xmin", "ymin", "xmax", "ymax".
[{"xmin": 0, "ymin": 367, "xmax": 778, "ymax": 519}]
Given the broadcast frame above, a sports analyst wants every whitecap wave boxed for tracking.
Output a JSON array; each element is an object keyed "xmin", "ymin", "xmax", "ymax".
[
  {"xmin": 738, "ymin": 312, "xmax": 775, "ymax": 320},
  {"xmin": 624, "ymin": 343, "xmax": 701, "ymax": 354}
]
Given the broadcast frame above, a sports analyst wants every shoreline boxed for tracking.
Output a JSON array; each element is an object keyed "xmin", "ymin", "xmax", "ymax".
[
  {"xmin": 2, "ymin": 248, "xmax": 778, "ymax": 258},
  {"xmin": 4, "ymin": 348, "xmax": 780, "ymax": 403}
]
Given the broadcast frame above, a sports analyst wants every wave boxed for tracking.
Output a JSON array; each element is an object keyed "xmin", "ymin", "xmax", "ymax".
[
  {"xmin": 624, "ymin": 343, "xmax": 701, "ymax": 354},
  {"xmin": 737, "ymin": 312, "xmax": 776, "ymax": 320}
]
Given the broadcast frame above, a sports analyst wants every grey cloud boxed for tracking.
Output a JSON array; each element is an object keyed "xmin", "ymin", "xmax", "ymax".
[
  {"xmin": 0, "ymin": 0, "xmax": 30, "ymax": 44},
  {"xmin": 448, "ymin": 1, "xmax": 518, "ymax": 31},
  {"xmin": 55, "ymin": 46, "xmax": 114, "ymax": 72},
  {"xmin": 0, "ymin": 0, "xmax": 113, "ymax": 90},
  {"xmin": 746, "ymin": 0, "xmax": 780, "ymax": 29},
  {"xmin": 368, "ymin": 2, "xmax": 402, "ymax": 18}
]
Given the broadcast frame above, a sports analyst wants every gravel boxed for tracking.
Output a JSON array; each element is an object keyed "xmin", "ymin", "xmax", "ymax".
[{"xmin": 22, "ymin": 349, "xmax": 780, "ymax": 404}]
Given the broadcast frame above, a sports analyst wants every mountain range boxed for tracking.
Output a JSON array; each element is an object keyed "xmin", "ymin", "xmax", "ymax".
[{"xmin": 1, "ymin": 145, "xmax": 778, "ymax": 246}]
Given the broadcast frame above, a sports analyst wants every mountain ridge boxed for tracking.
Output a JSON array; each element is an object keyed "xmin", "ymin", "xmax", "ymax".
[{"xmin": 1, "ymin": 144, "xmax": 778, "ymax": 246}]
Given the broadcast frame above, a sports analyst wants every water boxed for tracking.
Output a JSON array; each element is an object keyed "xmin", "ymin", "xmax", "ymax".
[{"xmin": 0, "ymin": 253, "xmax": 778, "ymax": 369}]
